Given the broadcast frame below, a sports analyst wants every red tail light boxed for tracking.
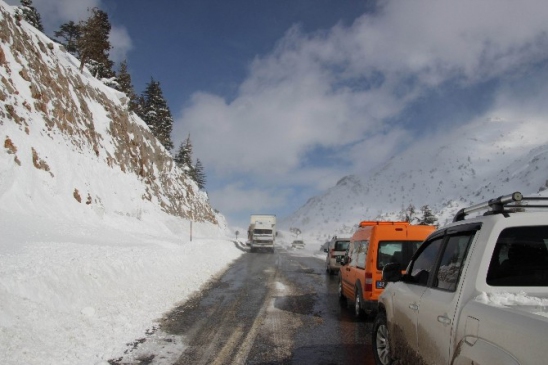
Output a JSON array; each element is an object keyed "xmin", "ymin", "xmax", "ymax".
[
  {"xmin": 330, "ymin": 248, "xmax": 335, "ymax": 258},
  {"xmin": 365, "ymin": 272, "xmax": 373, "ymax": 292}
]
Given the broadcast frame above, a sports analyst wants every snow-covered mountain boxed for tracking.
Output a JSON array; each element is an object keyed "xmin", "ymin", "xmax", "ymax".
[
  {"xmin": 0, "ymin": 3, "xmax": 221, "ymax": 234},
  {"xmin": 281, "ymin": 116, "xmax": 548, "ymax": 243}
]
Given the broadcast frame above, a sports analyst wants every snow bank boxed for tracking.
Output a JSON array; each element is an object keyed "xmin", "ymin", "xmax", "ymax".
[{"xmin": 0, "ymin": 212, "xmax": 244, "ymax": 365}]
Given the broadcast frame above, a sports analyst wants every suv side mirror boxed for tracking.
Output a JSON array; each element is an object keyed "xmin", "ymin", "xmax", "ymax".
[
  {"xmin": 339, "ymin": 256, "xmax": 348, "ymax": 265},
  {"xmin": 323, "ymin": 248, "xmax": 328, "ymax": 253},
  {"xmin": 382, "ymin": 262, "xmax": 402, "ymax": 282}
]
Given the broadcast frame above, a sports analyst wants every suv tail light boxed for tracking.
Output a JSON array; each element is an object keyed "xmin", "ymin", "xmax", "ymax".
[
  {"xmin": 330, "ymin": 248, "xmax": 335, "ymax": 258},
  {"xmin": 365, "ymin": 272, "xmax": 373, "ymax": 292}
]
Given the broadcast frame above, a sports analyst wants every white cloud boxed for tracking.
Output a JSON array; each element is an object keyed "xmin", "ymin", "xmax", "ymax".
[
  {"xmin": 208, "ymin": 183, "xmax": 290, "ymax": 215},
  {"xmin": 174, "ymin": 0, "xmax": 548, "ymax": 217},
  {"xmin": 28, "ymin": 0, "xmax": 102, "ymax": 30},
  {"xmin": 109, "ymin": 25, "xmax": 132, "ymax": 63},
  {"xmin": 348, "ymin": 128, "xmax": 412, "ymax": 175}
]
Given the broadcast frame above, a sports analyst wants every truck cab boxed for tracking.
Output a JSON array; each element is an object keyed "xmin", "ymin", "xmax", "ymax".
[{"xmin": 248, "ymin": 214, "xmax": 276, "ymax": 253}]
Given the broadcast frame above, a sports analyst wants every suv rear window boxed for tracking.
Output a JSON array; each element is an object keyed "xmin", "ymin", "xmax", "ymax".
[
  {"xmin": 377, "ymin": 241, "xmax": 422, "ymax": 270},
  {"xmin": 334, "ymin": 241, "xmax": 349, "ymax": 251},
  {"xmin": 487, "ymin": 226, "xmax": 548, "ymax": 286}
]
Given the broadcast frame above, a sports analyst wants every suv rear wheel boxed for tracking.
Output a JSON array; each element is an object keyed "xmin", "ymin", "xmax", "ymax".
[{"xmin": 372, "ymin": 312, "xmax": 392, "ymax": 365}]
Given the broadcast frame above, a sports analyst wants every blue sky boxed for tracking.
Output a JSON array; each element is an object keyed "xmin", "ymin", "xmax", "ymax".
[{"xmin": 10, "ymin": 0, "xmax": 548, "ymax": 229}]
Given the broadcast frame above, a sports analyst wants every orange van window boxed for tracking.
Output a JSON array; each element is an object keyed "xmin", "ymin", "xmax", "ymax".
[{"xmin": 377, "ymin": 240, "xmax": 423, "ymax": 270}]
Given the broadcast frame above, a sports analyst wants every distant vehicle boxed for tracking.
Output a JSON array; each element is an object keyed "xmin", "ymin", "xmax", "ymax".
[
  {"xmin": 339, "ymin": 221, "xmax": 435, "ymax": 318},
  {"xmin": 324, "ymin": 237, "xmax": 350, "ymax": 275},
  {"xmin": 247, "ymin": 214, "xmax": 276, "ymax": 253},
  {"xmin": 374, "ymin": 192, "xmax": 548, "ymax": 365},
  {"xmin": 291, "ymin": 240, "xmax": 305, "ymax": 249}
]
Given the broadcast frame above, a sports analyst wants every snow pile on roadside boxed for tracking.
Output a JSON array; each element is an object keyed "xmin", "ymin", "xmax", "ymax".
[
  {"xmin": 0, "ymin": 211, "xmax": 244, "ymax": 365},
  {"xmin": 282, "ymin": 241, "xmax": 327, "ymax": 261}
]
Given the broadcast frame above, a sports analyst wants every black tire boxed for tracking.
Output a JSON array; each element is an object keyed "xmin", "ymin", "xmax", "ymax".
[
  {"xmin": 338, "ymin": 275, "xmax": 346, "ymax": 302},
  {"xmin": 354, "ymin": 287, "xmax": 365, "ymax": 319},
  {"xmin": 372, "ymin": 312, "xmax": 392, "ymax": 365}
]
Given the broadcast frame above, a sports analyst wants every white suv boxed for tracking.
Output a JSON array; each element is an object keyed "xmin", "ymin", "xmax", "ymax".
[
  {"xmin": 324, "ymin": 237, "xmax": 350, "ymax": 275},
  {"xmin": 373, "ymin": 192, "xmax": 548, "ymax": 365}
]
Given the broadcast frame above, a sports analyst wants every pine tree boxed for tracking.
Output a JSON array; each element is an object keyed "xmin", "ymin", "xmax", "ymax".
[
  {"xmin": 77, "ymin": 7, "xmax": 114, "ymax": 80},
  {"xmin": 54, "ymin": 21, "xmax": 81, "ymax": 56},
  {"xmin": 181, "ymin": 134, "xmax": 193, "ymax": 168},
  {"xmin": 174, "ymin": 136, "xmax": 205, "ymax": 188},
  {"xmin": 174, "ymin": 135, "xmax": 195, "ymax": 175},
  {"xmin": 141, "ymin": 78, "xmax": 174, "ymax": 150},
  {"xmin": 116, "ymin": 60, "xmax": 139, "ymax": 113},
  {"xmin": 173, "ymin": 142, "xmax": 187, "ymax": 169},
  {"xmin": 193, "ymin": 159, "xmax": 206, "ymax": 189},
  {"xmin": 418, "ymin": 205, "xmax": 438, "ymax": 226},
  {"xmin": 134, "ymin": 94, "xmax": 147, "ymax": 121},
  {"xmin": 19, "ymin": 0, "xmax": 43, "ymax": 31},
  {"xmin": 404, "ymin": 204, "xmax": 416, "ymax": 223}
]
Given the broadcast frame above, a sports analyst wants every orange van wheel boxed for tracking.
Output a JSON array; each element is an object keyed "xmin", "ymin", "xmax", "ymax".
[
  {"xmin": 338, "ymin": 277, "xmax": 346, "ymax": 302},
  {"xmin": 354, "ymin": 287, "xmax": 365, "ymax": 319}
]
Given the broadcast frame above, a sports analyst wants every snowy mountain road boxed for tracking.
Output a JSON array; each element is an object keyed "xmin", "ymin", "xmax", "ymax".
[{"xmin": 109, "ymin": 246, "xmax": 376, "ymax": 365}]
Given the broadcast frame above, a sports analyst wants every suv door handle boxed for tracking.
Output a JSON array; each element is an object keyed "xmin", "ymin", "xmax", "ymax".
[
  {"xmin": 437, "ymin": 315, "xmax": 451, "ymax": 325},
  {"xmin": 409, "ymin": 304, "xmax": 418, "ymax": 311}
]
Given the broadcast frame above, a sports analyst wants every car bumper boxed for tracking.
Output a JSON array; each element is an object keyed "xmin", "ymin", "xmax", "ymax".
[
  {"xmin": 328, "ymin": 254, "xmax": 346, "ymax": 268},
  {"xmin": 251, "ymin": 242, "xmax": 274, "ymax": 248}
]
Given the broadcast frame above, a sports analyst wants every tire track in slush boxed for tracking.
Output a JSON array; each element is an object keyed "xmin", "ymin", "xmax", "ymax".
[
  {"xmin": 232, "ymin": 256, "xmax": 301, "ymax": 364},
  {"xmin": 174, "ymin": 253, "xmax": 285, "ymax": 365},
  {"xmin": 109, "ymin": 251, "xmax": 315, "ymax": 365}
]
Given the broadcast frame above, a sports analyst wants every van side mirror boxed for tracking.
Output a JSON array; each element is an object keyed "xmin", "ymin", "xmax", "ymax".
[
  {"xmin": 339, "ymin": 256, "xmax": 348, "ymax": 265},
  {"xmin": 382, "ymin": 262, "xmax": 402, "ymax": 282}
]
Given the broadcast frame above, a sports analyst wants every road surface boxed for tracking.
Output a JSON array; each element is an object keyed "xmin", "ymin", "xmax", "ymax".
[{"xmin": 109, "ymin": 244, "xmax": 376, "ymax": 365}]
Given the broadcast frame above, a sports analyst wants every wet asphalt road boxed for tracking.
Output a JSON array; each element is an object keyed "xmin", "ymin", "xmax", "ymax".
[{"xmin": 110, "ymin": 245, "xmax": 376, "ymax": 365}]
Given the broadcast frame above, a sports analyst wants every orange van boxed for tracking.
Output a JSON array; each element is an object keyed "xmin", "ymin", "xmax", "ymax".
[{"xmin": 338, "ymin": 221, "xmax": 435, "ymax": 318}]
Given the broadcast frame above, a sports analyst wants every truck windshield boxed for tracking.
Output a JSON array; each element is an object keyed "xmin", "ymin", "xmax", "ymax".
[
  {"xmin": 253, "ymin": 229, "xmax": 272, "ymax": 234},
  {"xmin": 377, "ymin": 241, "xmax": 422, "ymax": 270},
  {"xmin": 334, "ymin": 241, "xmax": 350, "ymax": 251},
  {"xmin": 487, "ymin": 226, "xmax": 548, "ymax": 286}
]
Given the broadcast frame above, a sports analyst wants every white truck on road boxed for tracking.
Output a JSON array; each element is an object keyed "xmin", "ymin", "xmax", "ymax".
[
  {"xmin": 248, "ymin": 214, "xmax": 276, "ymax": 253},
  {"xmin": 374, "ymin": 192, "xmax": 548, "ymax": 365}
]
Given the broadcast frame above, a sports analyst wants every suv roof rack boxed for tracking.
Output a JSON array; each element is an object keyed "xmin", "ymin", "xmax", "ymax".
[{"xmin": 453, "ymin": 192, "xmax": 548, "ymax": 222}]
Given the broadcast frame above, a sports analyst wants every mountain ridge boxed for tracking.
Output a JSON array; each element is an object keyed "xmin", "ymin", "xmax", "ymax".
[{"xmin": 280, "ymin": 117, "xmax": 548, "ymax": 242}]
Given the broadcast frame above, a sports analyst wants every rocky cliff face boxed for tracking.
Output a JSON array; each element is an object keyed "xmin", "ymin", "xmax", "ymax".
[{"xmin": 0, "ymin": 4, "xmax": 217, "ymax": 224}]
